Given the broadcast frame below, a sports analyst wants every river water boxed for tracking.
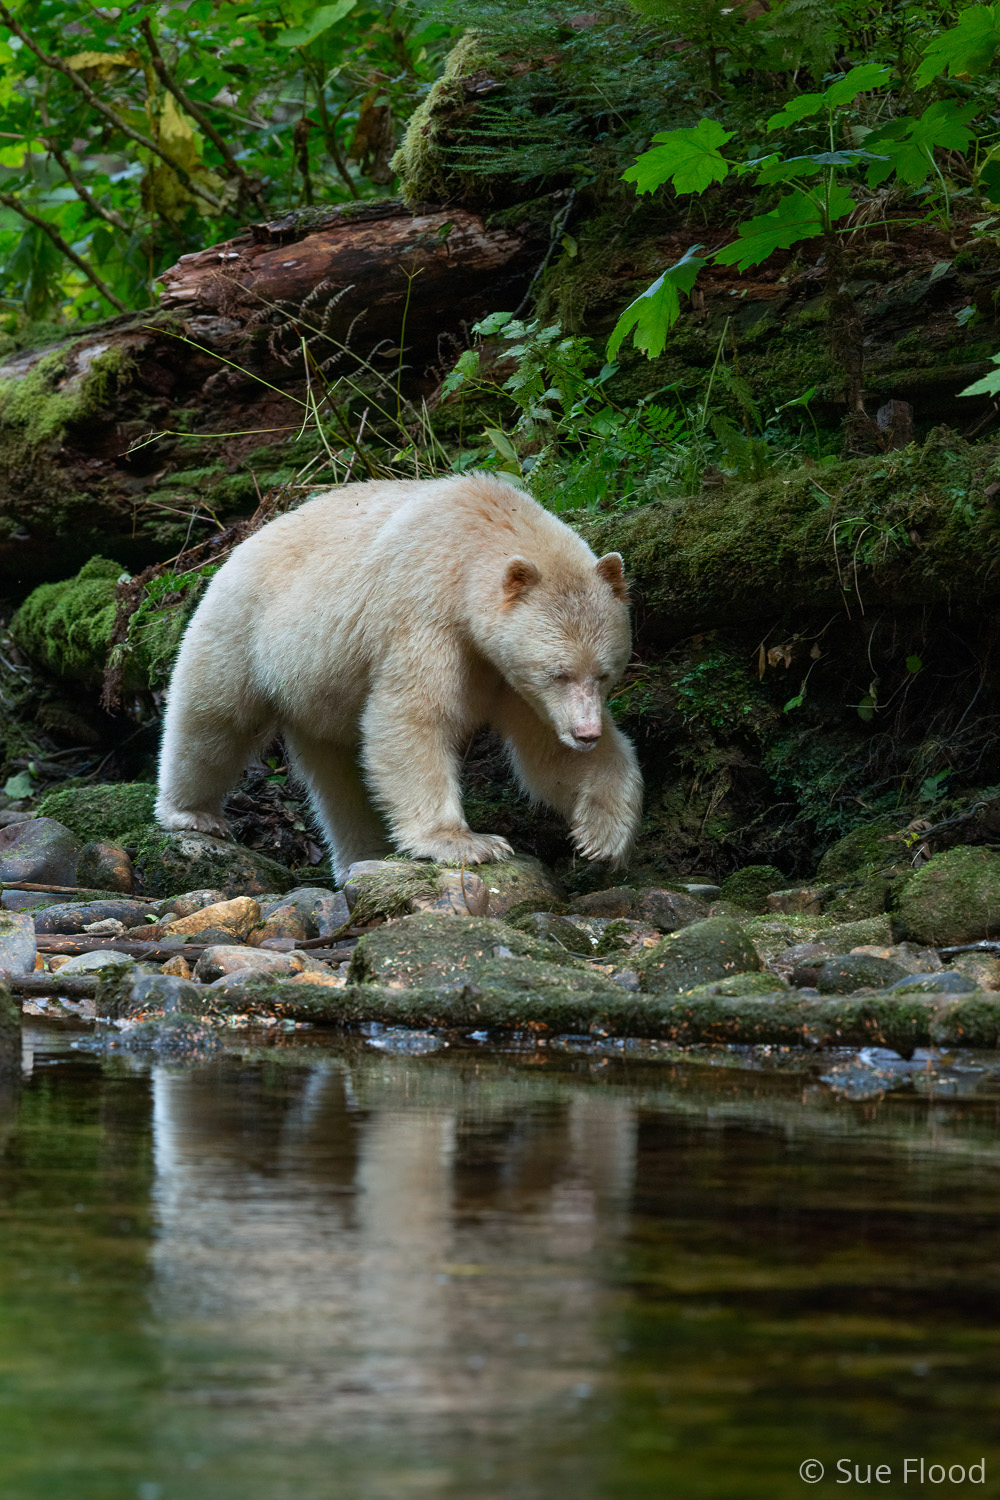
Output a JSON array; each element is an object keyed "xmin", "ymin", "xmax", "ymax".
[{"xmin": 1, "ymin": 1026, "xmax": 996, "ymax": 1500}]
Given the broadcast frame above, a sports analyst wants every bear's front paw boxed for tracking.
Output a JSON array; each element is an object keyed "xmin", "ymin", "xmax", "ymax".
[
  {"xmin": 156, "ymin": 806, "xmax": 232, "ymax": 840},
  {"xmin": 571, "ymin": 803, "xmax": 636, "ymax": 867},
  {"xmin": 404, "ymin": 827, "xmax": 514, "ymax": 866}
]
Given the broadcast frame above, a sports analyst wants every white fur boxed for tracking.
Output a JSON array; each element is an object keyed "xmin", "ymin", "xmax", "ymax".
[{"xmin": 155, "ymin": 473, "xmax": 643, "ymax": 881}]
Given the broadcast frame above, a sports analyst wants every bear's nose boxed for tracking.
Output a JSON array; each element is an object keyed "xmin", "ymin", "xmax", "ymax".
[{"xmin": 572, "ymin": 725, "xmax": 602, "ymax": 745}]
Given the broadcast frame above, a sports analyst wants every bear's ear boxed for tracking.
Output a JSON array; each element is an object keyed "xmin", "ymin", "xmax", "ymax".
[
  {"xmin": 595, "ymin": 552, "xmax": 630, "ymax": 603},
  {"xmin": 501, "ymin": 555, "xmax": 541, "ymax": 606}
]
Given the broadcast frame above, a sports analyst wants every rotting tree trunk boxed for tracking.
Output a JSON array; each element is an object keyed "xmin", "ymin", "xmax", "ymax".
[{"xmin": 0, "ymin": 200, "xmax": 544, "ymax": 588}]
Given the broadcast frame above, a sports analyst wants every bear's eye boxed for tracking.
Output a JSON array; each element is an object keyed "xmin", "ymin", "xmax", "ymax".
[{"xmin": 550, "ymin": 669, "xmax": 573, "ymax": 684}]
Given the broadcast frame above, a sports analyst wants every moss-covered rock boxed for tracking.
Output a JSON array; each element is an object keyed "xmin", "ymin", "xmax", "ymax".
[
  {"xmin": 510, "ymin": 911, "xmax": 595, "ymax": 954},
  {"xmin": 123, "ymin": 828, "xmax": 295, "ymax": 900},
  {"xmin": 35, "ymin": 782, "xmax": 157, "ymax": 844},
  {"xmin": 348, "ymin": 910, "xmax": 588, "ymax": 987},
  {"xmin": 391, "ymin": 34, "xmax": 509, "ymax": 207},
  {"xmin": 637, "ymin": 916, "xmax": 762, "ymax": 993},
  {"xmin": 895, "ymin": 844, "xmax": 1000, "ymax": 946},
  {"xmin": 809, "ymin": 954, "xmax": 909, "ymax": 994},
  {"xmin": 719, "ymin": 864, "xmax": 788, "ymax": 913},
  {"xmin": 684, "ymin": 970, "xmax": 789, "ymax": 999},
  {"xmin": 10, "ymin": 556, "xmax": 123, "ymax": 684},
  {"xmin": 817, "ymin": 817, "xmax": 902, "ymax": 881}
]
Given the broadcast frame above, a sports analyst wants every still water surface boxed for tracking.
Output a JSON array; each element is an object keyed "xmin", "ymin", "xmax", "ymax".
[{"xmin": 0, "ymin": 1027, "xmax": 996, "ymax": 1500}]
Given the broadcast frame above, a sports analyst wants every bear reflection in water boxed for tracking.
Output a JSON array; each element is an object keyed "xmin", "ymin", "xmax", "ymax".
[{"xmin": 155, "ymin": 473, "xmax": 642, "ymax": 880}]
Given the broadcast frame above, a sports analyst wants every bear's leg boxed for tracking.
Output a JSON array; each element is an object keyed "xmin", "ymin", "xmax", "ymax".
[
  {"xmin": 360, "ymin": 688, "xmax": 512, "ymax": 866},
  {"xmin": 156, "ymin": 700, "xmax": 264, "ymax": 839},
  {"xmin": 497, "ymin": 693, "xmax": 642, "ymax": 865},
  {"xmin": 285, "ymin": 732, "xmax": 392, "ymax": 882}
]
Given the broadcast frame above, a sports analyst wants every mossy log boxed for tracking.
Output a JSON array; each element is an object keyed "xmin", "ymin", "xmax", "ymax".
[
  {"xmin": 0, "ymin": 202, "xmax": 544, "ymax": 587},
  {"xmin": 580, "ymin": 434, "xmax": 1000, "ymax": 637},
  {"xmin": 90, "ymin": 973, "xmax": 1000, "ymax": 1051}
]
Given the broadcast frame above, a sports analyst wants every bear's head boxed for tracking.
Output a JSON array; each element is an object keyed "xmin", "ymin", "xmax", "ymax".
[{"xmin": 488, "ymin": 552, "xmax": 632, "ymax": 752}]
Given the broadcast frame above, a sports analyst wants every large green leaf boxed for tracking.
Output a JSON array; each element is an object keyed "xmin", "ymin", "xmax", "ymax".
[
  {"xmin": 958, "ymin": 354, "xmax": 1000, "ymax": 398},
  {"xmin": 276, "ymin": 0, "xmax": 357, "ymax": 48},
  {"xmin": 714, "ymin": 184, "xmax": 854, "ymax": 270},
  {"xmin": 865, "ymin": 101, "xmax": 979, "ymax": 187},
  {"xmin": 913, "ymin": 4, "xmax": 1000, "ymax": 85},
  {"xmin": 623, "ymin": 119, "xmax": 733, "ymax": 196},
  {"xmin": 606, "ymin": 245, "xmax": 707, "ymax": 359},
  {"xmin": 766, "ymin": 63, "xmax": 892, "ymax": 131}
]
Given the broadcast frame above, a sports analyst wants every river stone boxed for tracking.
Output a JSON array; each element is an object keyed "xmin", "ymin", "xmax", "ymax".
[
  {"xmin": 258, "ymin": 887, "xmax": 351, "ymax": 941},
  {"xmin": 57, "ymin": 951, "xmax": 137, "ymax": 976},
  {"xmin": 636, "ymin": 917, "xmax": 762, "ymax": 993},
  {"xmin": 194, "ymin": 944, "xmax": 331, "ymax": 983},
  {"xmin": 343, "ymin": 860, "xmax": 441, "ymax": 919},
  {"xmin": 31, "ymin": 898, "xmax": 158, "ymax": 934},
  {"xmin": 119, "ymin": 1012, "xmax": 222, "ymax": 1055},
  {"xmin": 0, "ymin": 817, "xmax": 83, "ymax": 887},
  {"xmin": 886, "ymin": 970, "xmax": 978, "ymax": 995},
  {"xmin": 478, "ymin": 855, "xmax": 565, "ymax": 918},
  {"xmin": 128, "ymin": 830, "xmax": 295, "ymax": 900},
  {"xmin": 684, "ymin": 970, "xmax": 790, "ymax": 999},
  {"xmin": 511, "ymin": 912, "xmax": 595, "ymax": 955},
  {"xmin": 719, "ymin": 865, "xmax": 787, "ymax": 914},
  {"xmin": 0, "ymin": 911, "xmax": 37, "ymax": 975},
  {"xmin": 567, "ymin": 886, "xmax": 706, "ymax": 931},
  {"xmin": 76, "ymin": 841, "xmax": 135, "ymax": 894},
  {"xmin": 348, "ymin": 911, "xmax": 588, "ymax": 989},
  {"xmin": 565, "ymin": 916, "xmax": 660, "ymax": 956},
  {"xmin": 765, "ymin": 886, "xmax": 830, "ymax": 916},
  {"xmin": 158, "ymin": 889, "xmax": 228, "ymax": 918},
  {"xmin": 124, "ymin": 972, "xmax": 207, "ymax": 1014},
  {"xmin": 816, "ymin": 817, "xmax": 900, "ymax": 881},
  {"xmin": 949, "ymin": 951, "xmax": 1000, "ymax": 990},
  {"xmin": 411, "ymin": 869, "xmax": 489, "ymax": 917},
  {"xmin": 803, "ymin": 954, "xmax": 909, "ymax": 994},
  {"xmin": 1, "ymin": 890, "xmax": 55, "ymax": 911},
  {"xmin": 895, "ymin": 845, "xmax": 1000, "ymax": 946},
  {"xmin": 162, "ymin": 896, "xmax": 261, "ymax": 942}
]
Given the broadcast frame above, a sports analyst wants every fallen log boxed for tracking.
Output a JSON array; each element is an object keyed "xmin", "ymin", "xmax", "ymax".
[
  {"xmin": 34, "ymin": 934, "xmax": 356, "ymax": 965},
  {"xmin": 89, "ymin": 973, "xmax": 1000, "ymax": 1050}
]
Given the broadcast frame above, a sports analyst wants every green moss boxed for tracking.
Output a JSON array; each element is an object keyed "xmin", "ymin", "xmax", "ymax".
[
  {"xmin": 9, "ymin": 556, "xmax": 124, "ymax": 683},
  {"xmin": 817, "ymin": 817, "xmax": 902, "ymax": 880},
  {"xmin": 895, "ymin": 844, "xmax": 1000, "ymax": 946},
  {"xmin": 34, "ymin": 782, "xmax": 158, "ymax": 844},
  {"xmin": 0, "ymin": 344, "xmax": 133, "ymax": 457},
  {"xmin": 577, "ymin": 435, "xmax": 1000, "ymax": 628},
  {"xmin": 719, "ymin": 864, "xmax": 787, "ymax": 912},
  {"xmin": 391, "ymin": 33, "xmax": 506, "ymax": 206},
  {"xmin": 123, "ymin": 827, "xmax": 295, "ymax": 900}
]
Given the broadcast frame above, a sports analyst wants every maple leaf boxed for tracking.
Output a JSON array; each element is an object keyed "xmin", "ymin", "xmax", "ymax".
[
  {"xmin": 623, "ymin": 119, "xmax": 733, "ymax": 197},
  {"xmin": 913, "ymin": 4, "xmax": 1000, "ymax": 85},
  {"xmin": 606, "ymin": 245, "xmax": 707, "ymax": 359}
]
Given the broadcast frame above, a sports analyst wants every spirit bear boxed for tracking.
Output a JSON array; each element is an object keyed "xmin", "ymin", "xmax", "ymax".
[{"xmin": 155, "ymin": 473, "xmax": 643, "ymax": 881}]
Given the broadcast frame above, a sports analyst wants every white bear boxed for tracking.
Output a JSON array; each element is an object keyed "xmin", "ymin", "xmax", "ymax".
[{"xmin": 155, "ymin": 472, "xmax": 643, "ymax": 882}]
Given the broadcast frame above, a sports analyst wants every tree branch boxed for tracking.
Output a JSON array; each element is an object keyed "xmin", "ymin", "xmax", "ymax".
[
  {"xmin": 0, "ymin": 190, "xmax": 126, "ymax": 312},
  {"xmin": 44, "ymin": 139, "xmax": 128, "ymax": 231},
  {"xmin": 138, "ymin": 16, "xmax": 265, "ymax": 211},
  {"xmin": 0, "ymin": 3, "xmax": 225, "ymax": 212}
]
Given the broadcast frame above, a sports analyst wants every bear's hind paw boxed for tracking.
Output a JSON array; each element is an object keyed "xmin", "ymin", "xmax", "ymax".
[
  {"xmin": 404, "ymin": 829, "xmax": 514, "ymax": 866},
  {"xmin": 156, "ymin": 807, "xmax": 232, "ymax": 840}
]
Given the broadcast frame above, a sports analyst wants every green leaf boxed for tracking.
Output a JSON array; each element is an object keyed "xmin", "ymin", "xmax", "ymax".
[
  {"xmin": 3, "ymin": 770, "xmax": 34, "ymax": 800},
  {"xmin": 865, "ymin": 101, "xmax": 979, "ymax": 187},
  {"xmin": 766, "ymin": 64, "xmax": 892, "ymax": 131},
  {"xmin": 623, "ymin": 119, "xmax": 733, "ymax": 196},
  {"xmin": 483, "ymin": 427, "xmax": 519, "ymax": 463},
  {"xmin": 474, "ymin": 310, "xmax": 516, "ymax": 336},
  {"xmin": 755, "ymin": 150, "xmax": 887, "ymax": 185},
  {"xmin": 713, "ymin": 185, "xmax": 854, "ymax": 271},
  {"xmin": 276, "ymin": 0, "xmax": 356, "ymax": 48},
  {"xmin": 913, "ymin": 4, "xmax": 1000, "ymax": 86},
  {"xmin": 906, "ymin": 655, "xmax": 924, "ymax": 673},
  {"xmin": 606, "ymin": 245, "xmax": 707, "ymax": 360},
  {"xmin": 958, "ymin": 353, "xmax": 1000, "ymax": 397}
]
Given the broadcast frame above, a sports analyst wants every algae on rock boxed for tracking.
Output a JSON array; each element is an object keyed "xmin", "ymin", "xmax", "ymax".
[{"xmin": 35, "ymin": 782, "xmax": 158, "ymax": 844}]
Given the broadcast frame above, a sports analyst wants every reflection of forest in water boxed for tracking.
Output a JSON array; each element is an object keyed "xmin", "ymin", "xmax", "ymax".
[{"xmin": 1, "ymin": 1035, "xmax": 996, "ymax": 1500}]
